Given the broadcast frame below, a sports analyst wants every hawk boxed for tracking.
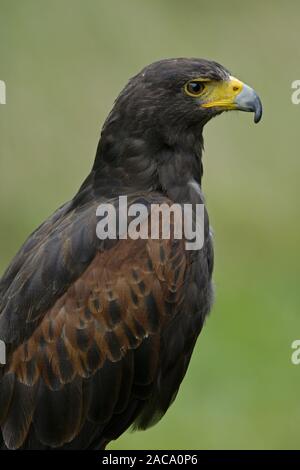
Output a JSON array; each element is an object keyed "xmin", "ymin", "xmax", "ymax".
[{"xmin": 0, "ymin": 58, "xmax": 262, "ymax": 449}]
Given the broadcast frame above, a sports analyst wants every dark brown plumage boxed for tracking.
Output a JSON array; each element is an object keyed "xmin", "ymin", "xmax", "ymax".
[{"xmin": 0, "ymin": 58, "xmax": 262, "ymax": 449}]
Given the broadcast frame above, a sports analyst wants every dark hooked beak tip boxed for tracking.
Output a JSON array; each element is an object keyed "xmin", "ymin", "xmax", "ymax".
[{"xmin": 253, "ymin": 95, "xmax": 263, "ymax": 123}]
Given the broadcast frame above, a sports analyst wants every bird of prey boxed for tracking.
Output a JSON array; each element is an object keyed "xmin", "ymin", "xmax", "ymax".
[{"xmin": 0, "ymin": 58, "xmax": 262, "ymax": 449}]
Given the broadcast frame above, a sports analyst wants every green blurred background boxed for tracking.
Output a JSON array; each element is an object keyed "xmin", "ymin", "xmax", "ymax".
[{"xmin": 0, "ymin": 0, "xmax": 299, "ymax": 450}]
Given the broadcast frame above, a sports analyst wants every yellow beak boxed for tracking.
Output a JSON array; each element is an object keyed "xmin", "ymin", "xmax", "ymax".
[{"xmin": 201, "ymin": 76, "xmax": 262, "ymax": 123}]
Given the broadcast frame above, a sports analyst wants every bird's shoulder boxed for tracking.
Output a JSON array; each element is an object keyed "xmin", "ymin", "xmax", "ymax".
[{"xmin": 0, "ymin": 191, "xmax": 191, "ymax": 346}]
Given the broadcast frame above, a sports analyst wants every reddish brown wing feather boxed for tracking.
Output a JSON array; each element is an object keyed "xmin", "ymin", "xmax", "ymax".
[{"xmin": 1, "ymin": 232, "xmax": 187, "ymax": 449}]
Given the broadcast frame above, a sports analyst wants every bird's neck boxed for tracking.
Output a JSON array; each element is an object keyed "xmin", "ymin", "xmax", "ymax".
[
  {"xmin": 156, "ymin": 142, "xmax": 204, "ymax": 204},
  {"xmin": 76, "ymin": 127, "xmax": 205, "ymax": 205}
]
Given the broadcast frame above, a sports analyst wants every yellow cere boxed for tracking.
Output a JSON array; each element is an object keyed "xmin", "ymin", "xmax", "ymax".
[{"xmin": 201, "ymin": 76, "xmax": 244, "ymax": 109}]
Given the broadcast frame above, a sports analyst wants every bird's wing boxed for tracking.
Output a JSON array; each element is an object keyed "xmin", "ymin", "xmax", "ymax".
[
  {"xmin": 0, "ymin": 194, "xmax": 194, "ymax": 449},
  {"xmin": 0, "ymin": 199, "xmax": 99, "ymax": 346},
  {"xmin": 0, "ymin": 201, "xmax": 71, "ymax": 299}
]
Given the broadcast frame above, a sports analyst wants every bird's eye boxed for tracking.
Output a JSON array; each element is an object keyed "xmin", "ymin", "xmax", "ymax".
[{"xmin": 185, "ymin": 81, "xmax": 205, "ymax": 97}]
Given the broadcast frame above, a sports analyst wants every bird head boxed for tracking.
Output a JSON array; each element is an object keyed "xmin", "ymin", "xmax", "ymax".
[
  {"xmin": 107, "ymin": 58, "xmax": 262, "ymax": 146},
  {"xmin": 94, "ymin": 58, "xmax": 263, "ymax": 188}
]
